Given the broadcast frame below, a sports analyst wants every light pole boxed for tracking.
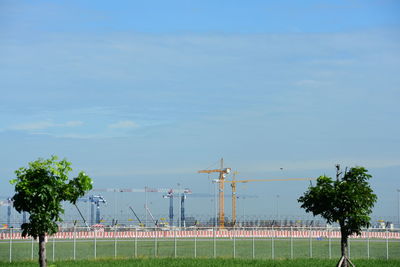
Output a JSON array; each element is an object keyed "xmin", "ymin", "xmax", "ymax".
[
  {"xmin": 242, "ymin": 196, "xmax": 246, "ymax": 227},
  {"xmin": 276, "ymin": 194, "xmax": 280, "ymax": 225},
  {"xmin": 397, "ymin": 189, "xmax": 400, "ymax": 227},
  {"xmin": 212, "ymin": 179, "xmax": 218, "ymax": 228},
  {"xmin": 145, "ymin": 186, "xmax": 148, "ymax": 227},
  {"xmin": 177, "ymin": 182, "xmax": 182, "ymax": 227}
]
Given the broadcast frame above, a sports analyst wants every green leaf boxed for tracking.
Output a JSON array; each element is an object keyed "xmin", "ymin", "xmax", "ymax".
[{"xmin": 9, "ymin": 155, "xmax": 93, "ymax": 239}]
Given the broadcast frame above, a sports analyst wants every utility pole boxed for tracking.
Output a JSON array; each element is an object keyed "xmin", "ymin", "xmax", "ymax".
[
  {"xmin": 177, "ymin": 183, "xmax": 181, "ymax": 227},
  {"xmin": 397, "ymin": 189, "xmax": 400, "ymax": 227},
  {"xmin": 276, "ymin": 194, "xmax": 280, "ymax": 223},
  {"xmin": 181, "ymin": 194, "xmax": 186, "ymax": 227},
  {"xmin": 145, "ymin": 186, "xmax": 148, "ymax": 227},
  {"xmin": 214, "ymin": 181, "xmax": 217, "ymax": 227},
  {"xmin": 219, "ymin": 159, "xmax": 224, "ymax": 228}
]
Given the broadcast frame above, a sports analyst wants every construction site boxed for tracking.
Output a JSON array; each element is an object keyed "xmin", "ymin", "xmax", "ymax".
[
  {"xmin": 1, "ymin": 159, "xmax": 399, "ymax": 263},
  {"xmin": 0, "ymin": 159, "xmax": 395, "ymax": 230}
]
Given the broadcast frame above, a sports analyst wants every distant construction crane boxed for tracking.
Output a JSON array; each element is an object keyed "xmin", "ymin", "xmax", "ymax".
[
  {"xmin": 163, "ymin": 190, "xmax": 204, "ymax": 228},
  {"xmin": 163, "ymin": 188, "xmax": 194, "ymax": 227},
  {"xmin": 163, "ymin": 189, "xmax": 177, "ymax": 227},
  {"xmin": 93, "ymin": 187, "xmax": 192, "ymax": 226},
  {"xmin": 0, "ymin": 197, "xmax": 29, "ymax": 227},
  {"xmin": 0, "ymin": 198, "xmax": 13, "ymax": 227},
  {"xmin": 77, "ymin": 195, "xmax": 106, "ymax": 225},
  {"xmin": 163, "ymin": 190, "xmax": 257, "ymax": 228},
  {"xmin": 198, "ymin": 158, "xmax": 231, "ymax": 228},
  {"xmin": 218, "ymin": 173, "xmax": 315, "ymax": 226},
  {"xmin": 129, "ymin": 206, "xmax": 143, "ymax": 225},
  {"xmin": 145, "ymin": 205, "xmax": 158, "ymax": 226},
  {"xmin": 93, "ymin": 187, "xmax": 192, "ymax": 194},
  {"xmin": 199, "ymin": 159, "xmax": 315, "ymax": 228}
]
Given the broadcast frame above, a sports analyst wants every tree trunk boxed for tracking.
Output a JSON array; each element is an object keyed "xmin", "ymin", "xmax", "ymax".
[
  {"xmin": 340, "ymin": 233, "xmax": 348, "ymax": 267},
  {"xmin": 38, "ymin": 234, "xmax": 47, "ymax": 267},
  {"xmin": 336, "ymin": 226, "xmax": 355, "ymax": 267}
]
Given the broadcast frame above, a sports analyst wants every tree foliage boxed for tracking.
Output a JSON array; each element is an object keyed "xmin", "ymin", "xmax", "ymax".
[
  {"xmin": 10, "ymin": 156, "xmax": 92, "ymax": 267},
  {"xmin": 298, "ymin": 166, "xmax": 376, "ymax": 235},
  {"xmin": 298, "ymin": 166, "xmax": 377, "ymax": 266},
  {"xmin": 11, "ymin": 156, "xmax": 92, "ymax": 238}
]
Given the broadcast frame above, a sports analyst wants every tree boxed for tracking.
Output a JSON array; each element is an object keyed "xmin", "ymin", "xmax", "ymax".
[
  {"xmin": 10, "ymin": 156, "xmax": 92, "ymax": 267},
  {"xmin": 298, "ymin": 165, "xmax": 377, "ymax": 267}
]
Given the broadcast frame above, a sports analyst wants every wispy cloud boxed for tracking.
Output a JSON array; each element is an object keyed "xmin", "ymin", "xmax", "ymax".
[
  {"xmin": 108, "ymin": 120, "xmax": 139, "ymax": 129},
  {"xmin": 294, "ymin": 79, "xmax": 327, "ymax": 87},
  {"xmin": 9, "ymin": 120, "xmax": 83, "ymax": 131}
]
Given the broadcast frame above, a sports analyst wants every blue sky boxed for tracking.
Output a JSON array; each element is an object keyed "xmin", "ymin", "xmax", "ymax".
[{"xmin": 1, "ymin": 0, "xmax": 400, "ymax": 223}]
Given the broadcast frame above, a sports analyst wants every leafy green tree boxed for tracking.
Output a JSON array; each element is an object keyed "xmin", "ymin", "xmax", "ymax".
[
  {"xmin": 298, "ymin": 166, "xmax": 377, "ymax": 267},
  {"xmin": 10, "ymin": 156, "xmax": 92, "ymax": 267}
]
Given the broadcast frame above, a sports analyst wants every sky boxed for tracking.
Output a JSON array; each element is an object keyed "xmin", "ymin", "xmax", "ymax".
[{"xmin": 1, "ymin": 0, "xmax": 400, "ymax": 225}]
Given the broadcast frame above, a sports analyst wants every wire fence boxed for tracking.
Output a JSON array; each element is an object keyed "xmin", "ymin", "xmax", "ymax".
[{"xmin": 1, "ymin": 226, "xmax": 399, "ymax": 262}]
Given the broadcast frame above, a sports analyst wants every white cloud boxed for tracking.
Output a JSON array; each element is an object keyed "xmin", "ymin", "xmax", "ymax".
[
  {"xmin": 53, "ymin": 133, "xmax": 103, "ymax": 139},
  {"xmin": 108, "ymin": 120, "xmax": 139, "ymax": 129},
  {"xmin": 63, "ymin": 121, "xmax": 84, "ymax": 127},
  {"xmin": 9, "ymin": 120, "xmax": 83, "ymax": 131},
  {"xmin": 10, "ymin": 121, "xmax": 54, "ymax": 131},
  {"xmin": 294, "ymin": 79, "xmax": 325, "ymax": 87}
]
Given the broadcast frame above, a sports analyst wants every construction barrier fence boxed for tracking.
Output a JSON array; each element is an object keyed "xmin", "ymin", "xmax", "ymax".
[{"xmin": 1, "ymin": 226, "xmax": 399, "ymax": 262}]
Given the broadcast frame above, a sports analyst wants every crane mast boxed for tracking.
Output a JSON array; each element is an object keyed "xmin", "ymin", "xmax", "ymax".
[
  {"xmin": 198, "ymin": 158, "xmax": 231, "ymax": 228},
  {"xmin": 199, "ymin": 158, "xmax": 315, "ymax": 228},
  {"xmin": 77, "ymin": 195, "xmax": 106, "ymax": 225},
  {"xmin": 231, "ymin": 172, "xmax": 237, "ymax": 226}
]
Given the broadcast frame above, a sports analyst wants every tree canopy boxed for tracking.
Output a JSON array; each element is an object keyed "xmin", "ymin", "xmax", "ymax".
[
  {"xmin": 298, "ymin": 166, "xmax": 377, "ymax": 267},
  {"xmin": 10, "ymin": 156, "xmax": 92, "ymax": 266}
]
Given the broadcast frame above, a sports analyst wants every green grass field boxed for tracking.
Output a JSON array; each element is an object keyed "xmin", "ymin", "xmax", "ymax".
[
  {"xmin": 1, "ymin": 258, "xmax": 400, "ymax": 267},
  {"xmin": 1, "ymin": 237, "xmax": 399, "ymax": 263}
]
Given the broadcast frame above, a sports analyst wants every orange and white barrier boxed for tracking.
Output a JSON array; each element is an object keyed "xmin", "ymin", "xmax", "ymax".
[{"xmin": 1, "ymin": 229, "xmax": 400, "ymax": 240}]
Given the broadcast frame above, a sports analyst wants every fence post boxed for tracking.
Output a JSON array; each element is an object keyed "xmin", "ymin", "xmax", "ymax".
[
  {"xmin": 52, "ymin": 235, "xmax": 55, "ymax": 262},
  {"xmin": 194, "ymin": 229, "xmax": 197, "ymax": 258},
  {"xmin": 309, "ymin": 225, "xmax": 312, "ymax": 258},
  {"xmin": 348, "ymin": 235, "xmax": 351, "ymax": 259},
  {"xmin": 213, "ymin": 227, "xmax": 216, "ymax": 258},
  {"xmin": 367, "ymin": 228, "xmax": 370, "ymax": 259},
  {"xmin": 155, "ymin": 229, "xmax": 158, "ymax": 257},
  {"xmin": 328, "ymin": 228, "xmax": 331, "ymax": 259},
  {"xmin": 135, "ymin": 228, "xmax": 138, "ymax": 258},
  {"xmin": 272, "ymin": 226, "xmax": 275, "ymax": 260},
  {"xmin": 386, "ymin": 229, "xmax": 389, "ymax": 260},
  {"xmin": 73, "ymin": 226, "xmax": 76, "ymax": 260},
  {"xmin": 233, "ymin": 227, "xmax": 236, "ymax": 259},
  {"xmin": 114, "ymin": 226, "xmax": 117, "ymax": 258},
  {"xmin": 31, "ymin": 236, "xmax": 34, "ymax": 260},
  {"xmin": 290, "ymin": 226, "xmax": 293, "ymax": 259},
  {"xmin": 174, "ymin": 228, "xmax": 177, "ymax": 258},
  {"xmin": 94, "ymin": 228, "xmax": 97, "ymax": 259},
  {"xmin": 9, "ymin": 228, "xmax": 12, "ymax": 263},
  {"xmin": 251, "ymin": 227, "xmax": 255, "ymax": 259}
]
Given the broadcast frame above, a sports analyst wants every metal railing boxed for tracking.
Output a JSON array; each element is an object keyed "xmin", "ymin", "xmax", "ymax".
[{"xmin": 1, "ymin": 226, "xmax": 399, "ymax": 262}]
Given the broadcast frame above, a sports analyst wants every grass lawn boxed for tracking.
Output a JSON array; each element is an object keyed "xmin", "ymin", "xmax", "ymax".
[
  {"xmin": 1, "ymin": 258, "xmax": 400, "ymax": 267},
  {"xmin": 1, "ymin": 237, "xmax": 399, "ymax": 262}
]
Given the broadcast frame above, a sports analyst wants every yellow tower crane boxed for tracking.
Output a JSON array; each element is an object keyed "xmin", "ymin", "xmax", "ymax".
[
  {"xmin": 198, "ymin": 158, "xmax": 231, "ymax": 229},
  {"xmin": 222, "ymin": 174, "xmax": 315, "ymax": 226}
]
